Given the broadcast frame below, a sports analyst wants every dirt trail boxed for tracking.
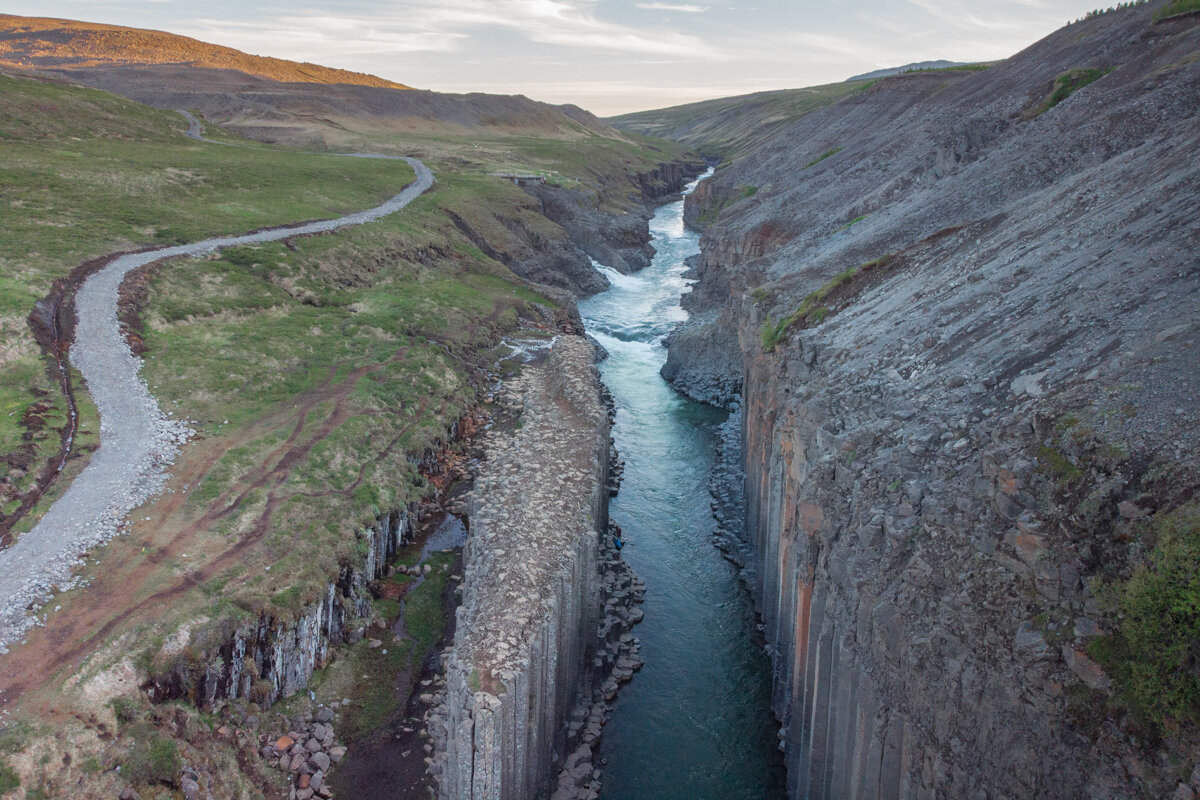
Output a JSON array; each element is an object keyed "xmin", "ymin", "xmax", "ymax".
[{"xmin": 0, "ymin": 130, "xmax": 433, "ymax": 653}]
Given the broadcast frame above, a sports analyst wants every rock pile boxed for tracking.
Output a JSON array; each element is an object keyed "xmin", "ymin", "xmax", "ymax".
[{"xmin": 256, "ymin": 704, "xmax": 346, "ymax": 800}]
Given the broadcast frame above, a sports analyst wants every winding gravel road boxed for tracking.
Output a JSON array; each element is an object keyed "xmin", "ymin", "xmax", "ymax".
[{"xmin": 0, "ymin": 125, "xmax": 433, "ymax": 652}]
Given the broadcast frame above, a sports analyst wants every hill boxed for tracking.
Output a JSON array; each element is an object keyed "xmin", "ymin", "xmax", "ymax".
[
  {"xmin": 845, "ymin": 59, "xmax": 970, "ymax": 80},
  {"xmin": 0, "ymin": 13, "xmax": 632, "ymax": 149},
  {"xmin": 0, "ymin": 14, "xmax": 411, "ymax": 89},
  {"xmin": 607, "ymin": 82, "xmax": 868, "ymax": 160}
]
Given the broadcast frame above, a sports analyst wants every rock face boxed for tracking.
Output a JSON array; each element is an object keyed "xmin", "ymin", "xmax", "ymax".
[
  {"xmin": 664, "ymin": 6, "xmax": 1200, "ymax": 799},
  {"xmin": 435, "ymin": 335, "xmax": 612, "ymax": 800},
  {"xmin": 145, "ymin": 507, "xmax": 416, "ymax": 708}
]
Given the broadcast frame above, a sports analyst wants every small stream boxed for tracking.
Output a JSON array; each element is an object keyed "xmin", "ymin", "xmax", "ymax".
[{"xmin": 579, "ymin": 174, "xmax": 786, "ymax": 799}]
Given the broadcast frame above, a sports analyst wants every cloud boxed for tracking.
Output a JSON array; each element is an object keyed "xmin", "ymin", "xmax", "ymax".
[
  {"xmin": 635, "ymin": 2, "xmax": 709, "ymax": 11},
  {"xmin": 184, "ymin": 0, "xmax": 717, "ymax": 64}
]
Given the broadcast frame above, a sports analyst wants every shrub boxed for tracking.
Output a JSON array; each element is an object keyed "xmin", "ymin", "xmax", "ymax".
[
  {"xmin": 109, "ymin": 695, "xmax": 141, "ymax": 727},
  {"xmin": 1155, "ymin": 0, "xmax": 1200, "ymax": 17},
  {"xmin": 1039, "ymin": 68, "xmax": 1111, "ymax": 114},
  {"xmin": 1089, "ymin": 505, "xmax": 1200, "ymax": 732},
  {"xmin": 0, "ymin": 761, "xmax": 18, "ymax": 795},
  {"xmin": 123, "ymin": 735, "xmax": 179, "ymax": 787}
]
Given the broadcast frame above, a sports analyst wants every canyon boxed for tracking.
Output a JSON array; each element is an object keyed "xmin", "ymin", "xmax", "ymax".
[{"xmin": 1, "ymin": 3, "xmax": 1199, "ymax": 799}]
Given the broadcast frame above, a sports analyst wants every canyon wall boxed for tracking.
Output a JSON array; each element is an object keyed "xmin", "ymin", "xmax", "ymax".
[
  {"xmin": 436, "ymin": 334, "xmax": 611, "ymax": 800},
  {"xmin": 670, "ymin": 5, "xmax": 1200, "ymax": 798},
  {"xmin": 144, "ymin": 502, "xmax": 416, "ymax": 708}
]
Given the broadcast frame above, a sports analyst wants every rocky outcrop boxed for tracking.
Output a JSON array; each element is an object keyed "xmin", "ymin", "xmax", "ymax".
[
  {"xmin": 525, "ymin": 160, "xmax": 705, "ymax": 278},
  {"xmin": 145, "ymin": 506, "xmax": 416, "ymax": 708},
  {"xmin": 525, "ymin": 184, "xmax": 655, "ymax": 276},
  {"xmin": 665, "ymin": 5, "xmax": 1200, "ymax": 798},
  {"xmin": 432, "ymin": 335, "xmax": 613, "ymax": 800},
  {"xmin": 637, "ymin": 161, "xmax": 697, "ymax": 202}
]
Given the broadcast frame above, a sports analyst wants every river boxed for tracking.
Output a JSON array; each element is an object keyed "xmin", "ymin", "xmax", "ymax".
[{"xmin": 579, "ymin": 173, "xmax": 786, "ymax": 799}]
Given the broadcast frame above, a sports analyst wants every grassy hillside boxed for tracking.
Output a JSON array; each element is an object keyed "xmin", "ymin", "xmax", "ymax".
[
  {"xmin": 0, "ymin": 14, "xmax": 412, "ymax": 89},
  {"xmin": 0, "ymin": 72, "xmax": 420, "ymax": 541},
  {"xmin": 608, "ymin": 81, "xmax": 870, "ymax": 160}
]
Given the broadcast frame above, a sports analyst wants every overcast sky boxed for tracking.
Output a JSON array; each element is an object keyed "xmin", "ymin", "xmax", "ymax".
[{"xmin": 12, "ymin": 0, "xmax": 1103, "ymax": 115}]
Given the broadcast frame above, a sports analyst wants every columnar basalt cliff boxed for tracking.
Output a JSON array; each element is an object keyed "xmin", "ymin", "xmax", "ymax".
[
  {"xmin": 433, "ymin": 335, "xmax": 613, "ymax": 800},
  {"xmin": 667, "ymin": 5, "xmax": 1200, "ymax": 798},
  {"xmin": 143, "ymin": 500, "xmax": 418, "ymax": 708}
]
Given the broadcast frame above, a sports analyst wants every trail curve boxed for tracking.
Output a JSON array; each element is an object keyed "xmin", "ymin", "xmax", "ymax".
[{"xmin": 0, "ymin": 130, "xmax": 433, "ymax": 652}]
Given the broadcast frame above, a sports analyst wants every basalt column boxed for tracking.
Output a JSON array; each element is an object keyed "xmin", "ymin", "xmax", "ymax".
[{"xmin": 438, "ymin": 335, "xmax": 610, "ymax": 800}]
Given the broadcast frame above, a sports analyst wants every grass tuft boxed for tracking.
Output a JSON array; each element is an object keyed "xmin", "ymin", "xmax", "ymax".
[
  {"xmin": 1036, "ymin": 68, "xmax": 1113, "ymax": 115},
  {"xmin": 0, "ymin": 761, "xmax": 18, "ymax": 795},
  {"xmin": 805, "ymin": 147, "xmax": 842, "ymax": 168},
  {"xmin": 1089, "ymin": 505, "xmax": 1200, "ymax": 733},
  {"xmin": 760, "ymin": 267, "xmax": 858, "ymax": 352}
]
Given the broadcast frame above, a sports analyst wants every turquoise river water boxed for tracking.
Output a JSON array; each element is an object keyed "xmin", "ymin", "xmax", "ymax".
[{"xmin": 578, "ymin": 174, "xmax": 786, "ymax": 799}]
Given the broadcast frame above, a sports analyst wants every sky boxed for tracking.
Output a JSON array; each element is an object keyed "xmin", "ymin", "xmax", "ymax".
[{"xmin": 10, "ymin": 0, "xmax": 1106, "ymax": 116}]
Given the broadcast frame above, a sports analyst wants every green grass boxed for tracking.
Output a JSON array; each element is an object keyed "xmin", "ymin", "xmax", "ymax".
[
  {"xmin": 135, "ymin": 178, "xmax": 559, "ymax": 609},
  {"xmin": 404, "ymin": 551, "xmax": 454, "ymax": 646},
  {"xmin": 0, "ymin": 72, "xmax": 419, "ymax": 533},
  {"xmin": 1089, "ymin": 505, "xmax": 1200, "ymax": 733},
  {"xmin": 805, "ymin": 147, "xmax": 843, "ymax": 168},
  {"xmin": 1037, "ymin": 68, "xmax": 1113, "ymax": 114},
  {"xmin": 1036, "ymin": 445, "xmax": 1085, "ymax": 485},
  {"xmin": 760, "ymin": 267, "xmax": 858, "ymax": 352},
  {"xmin": 837, "ymin": 214, "xmax": 868, "ymax": 232},
  {"xmin": 0, "ymin": 761, "xmax": 18, "ymax": 796},
  {"xmin": 121, "ymin": 732, "xmax": 179, "ymax": 788},
  {"xmin": 900, "ymin": 62, "xmax": 995, "ymax": 74},
  {"xmin": 306, "ymin": 551, "xmax": 455, "ymax": 740},
  {"xmin": 1155, "ymin": 0, "xmax": 1200, "ymax": 17}
]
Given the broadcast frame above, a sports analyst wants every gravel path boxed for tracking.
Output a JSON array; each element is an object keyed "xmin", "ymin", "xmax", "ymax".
[{"xmin": 0, "ymin": 133, "xmax": 433, "ymax": 652}]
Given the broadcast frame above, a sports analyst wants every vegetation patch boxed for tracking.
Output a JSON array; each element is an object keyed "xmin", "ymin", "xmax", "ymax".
[
  {"xmin": 1037, "ymin": 445, "xmax": 1085, "ymax": 486},
  {"xmin": 760, "ymin": 267, "xmax": 857, "ymax": 352},
  {"xmin": 300, "ymin": 551, "xmax": 456, "ymax": 740},
  {"xmin": 805, "ymin": 147, "xmax": 842, "ymax": 168},
  {"xmin": 0, "ymin": 761, "xmax": 18, "ymax": 795},
  {"xmin": 121, "ymin": 731, "xmax": 179, "ymax": 788},
  {"xmin": 1089, "ymin": 505, "xmax": 1200, "ymax": 733},
  {"xmin": 1154, "ymin": 0, "xmax": 1200, "ymax": 18},
  {"xmin": 759, "ymin": 250, "xmax": 905, "ymax": 352},
  {"xmin": 1035, "ymin": 68, "xmax": 1113, "ymax": 115},
  {"xmin": 901, "ymin": 62, "xmax": 995, "ymax": 74},
  {"xmin": 837, "ymin": 214, "xmax": 868, "ymax": 232}
]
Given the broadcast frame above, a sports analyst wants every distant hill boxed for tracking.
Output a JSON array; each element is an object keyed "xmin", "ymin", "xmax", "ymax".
[
  {"xmin": 0, "ymin": 14, "xmax": 411, "ymax": 90},
  {"xmin": 607, "ymin": 83, "xmax": 866, "ymax": 160},
  {"xmin": 0, "ymin": 14, "xmax": 628, "ymax": 147},
  {"xmin": 845, "ymin": 60, "xmax": 968, "ymax": 80}
]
